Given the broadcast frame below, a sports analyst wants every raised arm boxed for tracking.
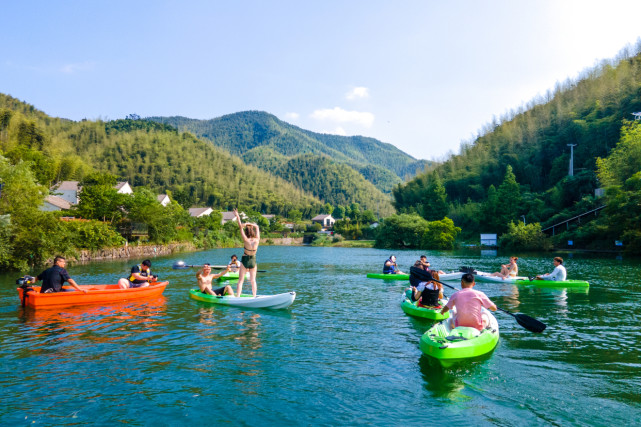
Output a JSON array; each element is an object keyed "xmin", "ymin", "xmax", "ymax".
[{"xmin": 233, "ymin": 209, "xmax": 248, "ymax": 240}]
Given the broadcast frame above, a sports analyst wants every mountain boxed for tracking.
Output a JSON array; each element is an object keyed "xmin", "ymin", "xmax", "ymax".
[
  {"xmin": 0, "ymin": 94, "xmax": 396, "ymax": 216},
  {"xmin": 146, "ymin": 111, "xmax": 431, "ymax": 192}
]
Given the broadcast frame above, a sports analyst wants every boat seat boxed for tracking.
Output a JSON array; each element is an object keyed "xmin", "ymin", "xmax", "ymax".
[{"xmin": 447, "ymin": 326, "xmax": 480, "ymax": 340}]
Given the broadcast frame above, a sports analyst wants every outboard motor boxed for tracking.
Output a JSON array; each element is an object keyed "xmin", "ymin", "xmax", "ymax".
[{"xmin": 16, "ymin": 275, "xmax": 35, "ymax": 307}]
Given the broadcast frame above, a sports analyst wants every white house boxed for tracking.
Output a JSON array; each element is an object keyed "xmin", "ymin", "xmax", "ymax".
[
  {"xmin": 189, "ymin": 207, "xmax": 213, "ymax": 218},
  {"xmin": 311, "ymin": 214, "xmax": 335, "ymax": 228},
  {"xmin": 157, "ymin": 194, "xmax": 171, "ymax": 206},
  {"xmin": 115, "ymin": 181, "xmax": 133, "ymax": 195},
  {"xmin": 480, "ymin": 234, "xmax": 498, "ymax": 246}
]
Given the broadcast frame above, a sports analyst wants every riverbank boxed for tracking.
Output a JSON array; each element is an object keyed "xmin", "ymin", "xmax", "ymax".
[{"xmin": 70, "ymin": 236, "xmax": 306, "ymax": 264}]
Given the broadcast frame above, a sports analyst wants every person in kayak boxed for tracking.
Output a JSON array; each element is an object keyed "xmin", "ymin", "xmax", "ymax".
[
  {"xmin": 197, "ymin": 264, "xmax": 234, "ymax": 296},
  {"xmin": 412, "ymin": 271, "xmax": 444, "ymax": 307},
  {"xmin": 383, "ymin": 255, "xmax": 405, "ymax": 274},
  {"xmin": 536, "ymin": 257, "xmax": 567, "ymax": 281},
  {"xmin": 234, "ymin": 209, "xmax": 260, "ymax": 297},
  {"xmin": 440, "ymin": 273, "xmax": 497, "ymax": 330},
  {"xmin": 33, "ymin": 256, "xmax": 87, "ymax": 293},
  {"xmin": 412, "ymin": 255, "xmax": 445, "ymax": 275},
  {"xmin": 228, "ymin": 254, "xmax": 241, "ymax": 272},
  {"xmin": 118, "ymin": 259, "xmax": 157, "ymax": 289},
  {"xmin": 490, "ymin": 256, "xmax": 519, "ymax": 279}
]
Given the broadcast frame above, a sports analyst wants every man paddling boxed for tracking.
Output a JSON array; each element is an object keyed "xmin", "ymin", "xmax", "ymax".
[
  {"xmin": 383, "ymin": 255, "xmax": 405, "ymax": 274},
  {"xmin": 441, "ymin": 273, "xmax": 496, "ymax": 330},
  {"xmin": 536, "ymin": 257, "xmax": 567, "ymax": 281},
  {"xmin": 33, "ymin": 256, "xmax": 87, "ymax": 293}
]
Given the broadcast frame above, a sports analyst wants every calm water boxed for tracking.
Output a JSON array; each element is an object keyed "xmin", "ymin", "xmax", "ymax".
[{"xmin": 1, "ymin": 247, "xmax": 640, "ymax": 425}]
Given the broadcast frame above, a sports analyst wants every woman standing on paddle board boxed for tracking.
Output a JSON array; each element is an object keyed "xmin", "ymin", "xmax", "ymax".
[{"xmin": 234, "ymin": 209, "xmax": 260, "ymax": 297}]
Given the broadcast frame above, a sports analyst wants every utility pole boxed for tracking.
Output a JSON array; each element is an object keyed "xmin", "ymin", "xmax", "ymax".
[{"xmin": 567, "ymin": 144, "xmax": 577, "ymax": 176}]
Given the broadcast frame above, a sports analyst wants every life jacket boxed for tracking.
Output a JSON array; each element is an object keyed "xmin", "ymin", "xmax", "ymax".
[
  {"xmin": 383, "ymin": 259, "xmax": 397, "ymax": 274},
  {"xmin": 129, "ymin": 265, "xmax": 151, "ymax": 284},
  {"xmin": 420, "ymin": 287, "xmax": 440, "ymax": 306}
]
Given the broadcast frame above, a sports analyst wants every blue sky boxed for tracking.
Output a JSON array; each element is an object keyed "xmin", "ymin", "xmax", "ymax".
[{"xmin": 3, "ymin": 1, "xmax": 641, "ymax": 161}]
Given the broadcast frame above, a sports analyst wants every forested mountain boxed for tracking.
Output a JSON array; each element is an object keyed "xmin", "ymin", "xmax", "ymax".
[
  {"xmin": 146, "ymin": 111, "xmax": 431, "ymax": 192},
  {"xmin": 393, "ymin": 43, "xmax": 641, "ymax": 246},
  {"xmin": 0, "ymin": 94, "xmax": 398, "ymax": 216}
]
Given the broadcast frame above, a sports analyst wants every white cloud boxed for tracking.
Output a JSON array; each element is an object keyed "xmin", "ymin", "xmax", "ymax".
[
  {"xmin": 284, "ymin": 112, "xmax": 300, "ymax": 121},
  {"xmin": 310, "ymin": 107, "xmax": 374, "ymax": 128},
  {"xmin": 346, "ymin": 87, "xmax": 370, "ymax": 100},
  {"xmin": 333, "ymin": 127, "xmax": 347, "ymax": 136},
  {"xmin": 60, "ymin": 61, "xmax": 95, "ymax": 74}
]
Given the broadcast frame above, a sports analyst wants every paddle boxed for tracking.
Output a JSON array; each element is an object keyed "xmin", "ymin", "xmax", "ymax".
[
  {"xmin": 409, "ymin": 267, "xmax": 547, "ymax": 333},
  {"xmin": 172, "ymin": 261, "xmax": 267, "ymax": 273}
]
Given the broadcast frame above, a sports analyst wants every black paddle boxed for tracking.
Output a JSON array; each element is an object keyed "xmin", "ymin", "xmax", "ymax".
[
  {"xmin": 172, "ymin": 261, "xmax": 267, "ymax": 273},
  {"xmin": 409, "ymin": 267, "xmax": 547, "ymax": 333}
]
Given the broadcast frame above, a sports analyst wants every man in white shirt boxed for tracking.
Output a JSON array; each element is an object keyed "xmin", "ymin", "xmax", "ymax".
[{"xmin": 536, "ymin": 257, "xmax": 567, "ymax": 281}]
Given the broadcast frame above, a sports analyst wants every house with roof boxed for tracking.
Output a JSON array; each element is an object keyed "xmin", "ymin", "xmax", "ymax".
[
  {"xmin": 41, "ymin": 195, "xmax": 73, "ymax": 212},
  {"xmin": 311, "ymin": 214, "xmax": 335, "ymax": 228},
  {"xmin": 114, "ymin": 181, "xmax": 133, "ymax": 195},
  {"xmin": 221, "ymin": 211, "xmax": 247, "ymax": 225},
  {"xmin": 157, "ymin": 194, "xmax": 171, "ymax": 206},
  {"xmin": 50, "ymin": 181, "xmax": 81, "ymax": 205},
  {"xmin": 189, "ymin": 207, "xmax": 213, "ymax": 218}
]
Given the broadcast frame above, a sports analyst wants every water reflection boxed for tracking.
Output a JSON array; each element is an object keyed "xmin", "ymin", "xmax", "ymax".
[{"xmin": 16, "ymin": 296, "xmax": 167, "ymax": 342}]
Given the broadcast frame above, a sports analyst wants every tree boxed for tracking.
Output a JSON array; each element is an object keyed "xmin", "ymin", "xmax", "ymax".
[
  {"xmin": 423, "ymin": 217, "xmax": 461, "ymax": 249},
  {"xmin": 421, "ymin": 173, "xmax": 448, "ymax": 221},
  {"xmin": 374, "ymin": 213, "xmax": 429, "ymax": 249},
  {"xmin": 323, "ymin": 203, "xmax": 334, "ymax": 215},
  {"xmin": 333, "ymin": 205, "xmax": 345, "ymax": 219}
]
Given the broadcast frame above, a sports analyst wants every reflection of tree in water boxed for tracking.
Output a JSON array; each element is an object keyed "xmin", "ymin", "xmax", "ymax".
[{"xmin": 501, "ymin": 285, "xmax": 521, "ymax": 309}]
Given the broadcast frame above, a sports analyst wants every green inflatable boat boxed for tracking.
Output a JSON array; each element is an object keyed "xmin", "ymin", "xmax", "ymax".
[
  {"xmin": 401, "ymin": 297, "xmax": 449, "ymax": 321},
  {"xmin": 366, "ymin": 273, "xmax": 410, "ymax": 280},
  {"xmin": 515, "ymin": 279, "xmax": 589, "ymax": 288},
  {"xmin": 420, "ymin": 307, "xmax": 499, "ymax": 367}
]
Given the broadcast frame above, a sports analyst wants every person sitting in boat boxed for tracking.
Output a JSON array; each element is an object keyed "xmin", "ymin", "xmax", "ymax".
[
  {"xmin": 33, "ymin": 256, "xmax": 87, "ymax": 293},
  {"xmin": 118, "ymin": 259, "xmax": 157, "ymax": 289},
  {"xmin": 440, "ymin": 273, "xmax": 497, "ymax": 330},
  {"xmin": 413, "ymin": 255, "xmax": 445, "ymax": 275},
  {"xmin": 411, "ymin": 271, "xmax": 444, "ymax": 307},
  {"xmin": 383, "ymin": 255, "xmax": 404, "ymax": 275},
  {"xmin": 490, "ymin": 256, "xmax": 518, "ymax": 279},
  {"xmin": 536, "ymin": 257, "xmax": 566, "ymax": 281},
  {"xmin": 228, "ymin": 254, "xmax": 241, "ymax": 272},
  {"xmin": 197, "ymin": 264, "xmax": 234, "ymax": 296}
]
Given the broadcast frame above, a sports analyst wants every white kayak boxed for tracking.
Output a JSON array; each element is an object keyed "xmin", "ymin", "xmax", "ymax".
[
  {"xmin": 189, "ymin": 289, "xmax": 296, "ymax": 309},
  {"xmin": 473, "ymin": 270, "xmax": 529, "ymax": 283}
]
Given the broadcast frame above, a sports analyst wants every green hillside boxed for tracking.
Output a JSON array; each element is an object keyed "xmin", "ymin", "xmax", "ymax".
[
  {"xmin": 0, "ymin": 94, "xmax": 325, "ymax": 216},
  {"xmin": 393, "ymin": 45, "xmax": 641, "ymax": 249},
  {"xmin": 146, "ymin": 111, "xmax": 430, "ymax": 191}
]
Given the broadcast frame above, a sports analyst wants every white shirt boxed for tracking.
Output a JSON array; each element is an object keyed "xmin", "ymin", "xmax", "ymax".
[{"xmin": 542, "ymin": 264, "xmax": 566, "ymax": 281}]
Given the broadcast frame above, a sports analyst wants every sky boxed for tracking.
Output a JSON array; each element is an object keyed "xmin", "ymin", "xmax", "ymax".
[{"xmin": 3, "ymin": 1, "xmax": 641, "ymax": 161}]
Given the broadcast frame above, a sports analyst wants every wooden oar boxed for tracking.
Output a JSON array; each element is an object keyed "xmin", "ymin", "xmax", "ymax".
[
  {"xmin": 172, "ymin": 261, "xmax": 266, "ymax": 273},
  {"xmin": 409, "ymin": 267, "xmax": 547, "ymax": 333}
]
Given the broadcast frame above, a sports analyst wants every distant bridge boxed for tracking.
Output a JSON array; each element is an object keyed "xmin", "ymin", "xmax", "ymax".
[{"xmin": 542, "ymin": 205, "xmax": 606, "ymax": 235}]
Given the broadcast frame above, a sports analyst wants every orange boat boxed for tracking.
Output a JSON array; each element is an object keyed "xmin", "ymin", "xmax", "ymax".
[{"xmin": 17, "ymin": 282, "xmax": 169, "ymax": 308}]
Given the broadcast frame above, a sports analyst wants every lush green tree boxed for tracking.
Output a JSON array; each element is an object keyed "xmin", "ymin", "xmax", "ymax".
[
  {"xmin": 288, "ymin": 209, "xmax": 303, "ymax": 222},
  {"xmin": 333, "ymin": 205, "xmax": 345, "ymax": 219},
  {"xmin": 421, "ymin": 173, "xmax": 449, "ymax": 221},
  {"xmin": 74, "ymin": 184, "xmax": 128, "ymax": 223},
  {"xmin": 499, "ymin": 222, "xmax": 552, "ymax": 250},
  {"xmin": 423, "ymin": 217, "xmax": 461, "ymax": 249},
  {"xmin": 374, "ymin": 213, "xmax": 429, "ymax": 249},
  {"xmin": 322, "ymin": 203, "xmax": 334, "ymax": 215}
]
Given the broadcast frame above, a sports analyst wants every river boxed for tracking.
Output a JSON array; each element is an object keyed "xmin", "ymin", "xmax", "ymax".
[{"xmin": 1, "ymin": 246, "xmax": 639, "ymax": 425}]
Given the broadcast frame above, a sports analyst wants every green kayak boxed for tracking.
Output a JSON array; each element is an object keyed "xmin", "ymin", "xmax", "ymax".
[
  {"xmin": 420, "ymin": 308, "xmax": 499, "ymax": 368},
  {"xmin": 401, "ymin": 297, "xmax": 449, "ymax": 321},
  {"xmin": 366, "ymin": 273, "xmax": 410, "ymax": 280},
  {"xmin": 515, "ymin": 279, "xmax": 589, "ymax": 288},
  {"xmin": 217, "ymin": 271, "xmax": 250, "ymax": 281}
]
